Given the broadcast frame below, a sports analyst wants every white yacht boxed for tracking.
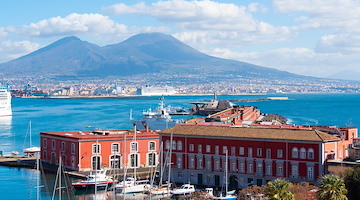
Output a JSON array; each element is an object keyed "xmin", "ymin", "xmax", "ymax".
[
  {"xmin": 72, "ymin": 170, "xmax": 117, "ymax": 191},
  {"xmin": 115, "ymin": 177, "xmax": 150, "ymax": 193},
  {"xmin": 0, "ymin": 84, "xmax": 12, "ymax": 116},
  {"xmin": 131, "ymin": 101, "xmax": 177, "ymax": 130},
  {"xmin": 171, "ymin": 184, "xmax": 195, "ymax": 195}
]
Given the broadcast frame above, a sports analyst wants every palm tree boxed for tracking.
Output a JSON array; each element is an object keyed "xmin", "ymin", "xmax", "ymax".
[
  {"xmin": 318, "ymin": 174, "xmax": 348, "ymax": 200},
  {"xmin": 265, "ymin": 179, "xmax": 294, "ymax": 200}
]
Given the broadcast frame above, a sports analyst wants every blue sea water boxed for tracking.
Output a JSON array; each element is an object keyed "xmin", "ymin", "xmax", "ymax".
[{"xmin": 0, "ymin": 93, "xmax": 359, "ymax": 199}]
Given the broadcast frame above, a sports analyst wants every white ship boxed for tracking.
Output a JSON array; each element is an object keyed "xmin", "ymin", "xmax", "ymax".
[
  {"xmin": 136, "ymin": 85, "xmax": 176, "ymax": 96},
  {"xmin": 131, "ymin": 101, "xmax": 177, "ymax": 130},
  {"xmin": 0, "ymin": 84, "xmax": 12, "ymax": 116}
]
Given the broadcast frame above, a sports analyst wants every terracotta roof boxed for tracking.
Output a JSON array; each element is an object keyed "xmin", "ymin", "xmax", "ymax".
[{"xmin": 159, "ymin": 125, "xmax": 340, "ymax": 142}]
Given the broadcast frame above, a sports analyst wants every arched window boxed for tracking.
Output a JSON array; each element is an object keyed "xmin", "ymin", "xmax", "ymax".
[
  {"xmin": 51, "ymin": 152, "xmax": 56, "ymax": 164},
  {"xmin": 148, "ymin": 153, "xmax": 156, "ymax": 166},
  {"xmin": 308, "ymin": 148, "xmax": 314, "ymax": 159},
  {"xmin": 165, "ymin": 140, "xmax": 170, "ymax": 150},
  {"xmin": 110, "ymin": 155, "xmax": 121, "ymax": 168},
  {"xmin": 172, "ymin": 141, "xmax": 176, "ymax": 150},
  {"xmin": 292, "ymin": 147, "xmax": 298, "ymax": 158},
  {"xmin": 92, "ymin": 156, "xmax": 101, "ymax": 170},
  {"xmin": 177, "ymin": 141, "xmax": 183, "ymax": 151},
  {"xmin": 149, "ymin": 141, "xmax": 156, "ymax": 151},
  {"xmin": 300, "ymin": 148, "xmax": 306, "ymax": 159}
]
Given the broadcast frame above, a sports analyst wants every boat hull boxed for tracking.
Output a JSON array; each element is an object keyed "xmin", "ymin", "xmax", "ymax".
[
  {"xmin": 116, "ymin": 184, "xmax": 150, "ymax": 193},
  {"xmin": 72, "ymin": 182, "xmax": 116, "ymax": 191}
]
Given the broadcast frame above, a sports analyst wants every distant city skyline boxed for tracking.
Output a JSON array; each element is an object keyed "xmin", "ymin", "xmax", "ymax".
[{"xmin": 1, "ymin": 0, "xmax": 360, "ymax": 78}]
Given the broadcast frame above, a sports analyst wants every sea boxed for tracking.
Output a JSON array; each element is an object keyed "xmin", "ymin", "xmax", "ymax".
[{"xmin": 0, "ymin": 93, "xmax": 359, "ymax": 199}]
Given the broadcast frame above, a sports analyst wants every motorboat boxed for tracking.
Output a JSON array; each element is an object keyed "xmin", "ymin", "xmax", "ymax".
[
  {"xmin": 72, "ymin": 170, "xmax": 117, "ymax": 191},
  {"xmin": 148, "ymin": 183, "xmax": 172, "ymax": 195},
  {"xmin": 131, "ymin": 101, "xmax": 177, "ymax": 130},
  {"xmin": 115, "ymin": 177, "xmax": 150, "ymax": 193},
  {"xmin": 171, "ymin": 184, "xmax": 195, "ymax": 195}
]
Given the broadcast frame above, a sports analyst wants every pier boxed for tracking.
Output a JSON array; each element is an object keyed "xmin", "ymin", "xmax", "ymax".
[{"xmin": 0, "ymin": 156, "xmax": 37, "ymax": 168}]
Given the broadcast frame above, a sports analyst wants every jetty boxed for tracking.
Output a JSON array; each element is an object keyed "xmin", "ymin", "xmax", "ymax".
[{"xmin": 0, "ymin": 156, "xmax": 37, "ymax": 168}]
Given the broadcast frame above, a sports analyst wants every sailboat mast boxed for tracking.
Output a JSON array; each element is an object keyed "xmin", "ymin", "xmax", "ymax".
[
  {"xmin": 36, "ymin": 152, "xmax": 40, "ymax": 200},
  {"xmin": 95, "ymin": 136, "xmax": 98, "ymax": 199},
  {"xmin": 225, "ymin": 150, "xmax": 228, "ymax": 194},
  {"xmin": 167, "ymin": 130, "xmax": 173, "ymax": 193},
  {"xmin": 29, "ymin": 121, "xmax": 32, "ymax": 147},
  {"xmin": 59, "ymin": 156, "xmax": 62, "ymax": 200}
]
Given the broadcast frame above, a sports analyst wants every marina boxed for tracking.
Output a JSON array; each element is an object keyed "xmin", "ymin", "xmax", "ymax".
[{"xmin": 0, "ymin": 93, "xmax": 359, "ymax": 199}]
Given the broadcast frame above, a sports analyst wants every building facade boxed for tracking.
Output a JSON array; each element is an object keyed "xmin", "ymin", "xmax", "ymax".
[
  {"xmin": 159, "ymin": 125, "xmax": 356, "ymax": 189},
  {"xmin": 40, "ymin": 129, "xmax": 159, "ymax": 171}
]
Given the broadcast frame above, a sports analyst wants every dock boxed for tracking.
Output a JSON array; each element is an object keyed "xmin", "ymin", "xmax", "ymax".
[{"xmin": 0, "ymin": 156, "xmax": 37, "ymax": 168}]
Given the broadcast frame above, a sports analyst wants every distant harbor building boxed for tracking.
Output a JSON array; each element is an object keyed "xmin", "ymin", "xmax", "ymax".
[
  {"xmin": 159, "ymin": 125, "xmax": 357, "ymax": 189},
  {"xmin": 0, "ymin": 83, "xmax": 12, "ymax": 116},
  {"xmin": 40, "ymin": 129, "xmax": 159, "ymax": 171},
  {"xmin": 136, "ymin": 85, "xmax": 176, "ymax": 96}
]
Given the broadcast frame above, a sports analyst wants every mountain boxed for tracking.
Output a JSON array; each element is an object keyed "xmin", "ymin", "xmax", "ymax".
[
  {"xmin": 327, "ymin": 70, "xmax": 360, "ymax": 81},
  {"xmin": 0, "ymin": 33, "xmax": 301, "ymax": 79}
]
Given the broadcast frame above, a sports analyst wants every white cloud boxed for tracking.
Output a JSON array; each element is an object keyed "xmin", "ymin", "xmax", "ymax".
[
  {"xmin": 0, "ymin": 40, "xmax": 40, "ymax": 63},
  {"xmin": 204, "ymin": 47, "xmax": 360, "ymax": 77},
  {"xmin": 105, "ymin": 0, "xmax": 293, "ymax": 45},
  {"xmin": 13, "ymin": 13, "xmax": 128, "ymax": 37},
  {"xmin": 0, "ymin": 28, "xmax": 8, "ymax": 38}
]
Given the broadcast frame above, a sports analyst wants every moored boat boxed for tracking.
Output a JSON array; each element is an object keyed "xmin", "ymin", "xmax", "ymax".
[
  {"xmin": 115, "ymin": 177, "xmax": 150, "ymax": 193},
  {"xmin": 171, "ymin": 183, "xmax": 195, "ymax": 195},
  {"xmin": 72, "ymin": 170, "xmax": 117, "ymax": 191}
]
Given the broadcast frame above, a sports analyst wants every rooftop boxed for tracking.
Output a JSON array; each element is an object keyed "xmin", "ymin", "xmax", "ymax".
[
  {"xmin": 159, "ymin": 125, "xmax": 340, "ymax": 142},
  {"xmin": 41, "ymin": 129, "xmax": 159, "ymax": 140}
]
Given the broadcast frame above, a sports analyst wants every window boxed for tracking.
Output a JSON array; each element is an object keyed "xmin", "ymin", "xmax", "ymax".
[
  {"xmin": 248, "ymin": 148, "xmax": 253, "ymax": 157},
  {"xmin": 277, "ymin": 163, "xmax": 283, "ymax": 176},
  {"xmin": 248, "ymin": 161, "xmax": 253, "ymax": 173},
  {"xmin": 239, "ymin": 147, "xmax": 244, "ymax": 155},
  {"xmin": 206, "ymin": 158, "xmax": 211, "ymax": 170},
  {"xmin": 266, "ymin": 163, "xmax": 272, "ymax": 175},
  {"xmin": 215, "ymin": 159, "xmax": 220, "ymax": 170},
  {"xmin": 148, "ymin": 153, "xmax": 156, "ymax": 166},
  {"xmin": 71, "ymin": 143, "xmax": 75, "ymax": 154},
  {"xmin": 189, "ymin": 157, "xmax": 195, "ymax": 169},
  {"xmin": 197, "ymin": 157, "xmax": 203, "ymax": 169},
  {"xmin": 307, "ymin": 166, "xmax": 314, "ymax": 180},
  {"xmin": 206, "ymin": 145, "xmax": 211, "ymax": 153},
  {"xmin": 178, "ymin": 172, "xmax": 183, "ymax": 178},
  {"xmin": 177, "ymin": 141, "xmax": 183, "ymax": 151},
  {"xmin": 300, "ymin": 148, "xmax": 306, "ymax": 159},
  {"xmin": 131, "ymin": 142, "xmax": 138, "ymax": 152},
  {"xmin": 292, "ymin": 147, "xmax": 299, "ymax": 158},
  {"xmin": 231, "ymin": 146, "xmax": 236, "ymax": 156},
  {"xmin": 130, "ymin": 154, "xmax": 139, "ymax": 167},
  {"xmin": 215, "ymin": 145, "xmax": 219, "ymax": 155},
  {"xmin": 257, "ymin": 163, "xmax": 263, "ymax": 175},
  {"xmin": 292, "ymin": 164, "xmax": 299, "ymax": 178},
  {"xmin": 231, "ymin": 160, "xmax": 236, "ymax": 172},
  {"xmin": 223, "ymin": 146, "xmax": 228, "ymax": 154},
  {"xmin": 239, "ymin": 161, "xmax": 245, "ymax": 173},
  {"xmin": 277, "ymin": 149, "xmax": 283, "ymax": 158},
  {"xmin": 92, "ymin": 144, "xmax": 100, "ymax": 154},
  {"xmin": 172, "ymin": 141, "xmax": 176, "ymax": 150},
  {"xmin": 112, "ymin": 143, "xmax": 120, "ymax": 153},
  {"xmin": 308, "ymin": 148, "xmax": 314, "ymax": 159},
  {"xmin": 52, "ymin": 140, "xmax": 56, "ymax": 150},
  {"xmin": 149, "ymin": 141, "xmax": 156, "ymax": 151},
  {"xmin": 189, "ymin": 144, "xmax": 194, "ymax": 152},
  {"xmin": 43, "ymin": 139, "xmax": 47, "ymax": 149},
  {"xmin": 110, "ymin": 155, "xmax": 121, "ymax": 168},
  {"xmin": 266, "ymin": 149, "xmax": 271, "ymax": 159},
  {"xmin": 198, "ymin": 144, "xmax": 202, "ymax": 153},
  {"xmin": 177, "ymin": 156, "xmax": 182, "ymax": 169},
  {"xmin": 42, "ymin": 150, "xmax": 47, "ymax": 160},
  {"xmin": 257, "ymin": 148, "xmax": 262, "ymax": 157},
  {"xmin": 92, "ymin": 156, "xmax": 101, "ymax": 170},
  {"xmin": 165, "ymin": 140, "xmax": 170, "ymax": 149},
  {"xmin": 61, "ymin": 142, "xmax": 66, "ymax": 152}
]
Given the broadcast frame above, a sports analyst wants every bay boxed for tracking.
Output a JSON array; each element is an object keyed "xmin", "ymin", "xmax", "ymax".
[{"xmin": 0, "ymin": 93, "xmax": 359, "ymax": 199}]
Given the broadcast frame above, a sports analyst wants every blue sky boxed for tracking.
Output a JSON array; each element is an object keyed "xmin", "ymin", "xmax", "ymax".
[{"xmin": 1, "ymin": 0, "xmax": 359, "ymax": 78}]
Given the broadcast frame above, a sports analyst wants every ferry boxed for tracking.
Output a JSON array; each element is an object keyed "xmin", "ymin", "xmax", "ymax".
[
  {"xmin": 136, "ymin": 85, "xmax": 176, "ymax": 96},
  {"xmin": 0, "ymin": 84, "xmax": 12, "ymax": 116},
  {"xmin": 131, "ymin": 101, "xmax": 177, "ymax": 130}
]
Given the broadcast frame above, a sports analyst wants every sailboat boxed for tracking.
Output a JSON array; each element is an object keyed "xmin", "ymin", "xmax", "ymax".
[
  {"xmin": 213, "ymin": 150, "xmax": 237, "ymax": 200},
  {"xmin": 115, "ymin": 125, "xmax": 150, "ymax": 193},
  {"xmin": 23, "ymin": 121, "xmax": 40, "ymax": 157}
]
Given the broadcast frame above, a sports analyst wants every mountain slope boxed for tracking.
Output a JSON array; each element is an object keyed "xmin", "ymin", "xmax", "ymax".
[{"xmin": 0, "ymin": 33, "xmax": 300, "ymax": 79}]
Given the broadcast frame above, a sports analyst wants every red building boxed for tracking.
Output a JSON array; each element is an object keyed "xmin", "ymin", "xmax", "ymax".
[
  {"xmin": 40, "ymin": 129, "xmax": 159, "ymax": 171},
  {"xmin": 159, "ymin": 125, "xmax": 357, "ymax": 189}
]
